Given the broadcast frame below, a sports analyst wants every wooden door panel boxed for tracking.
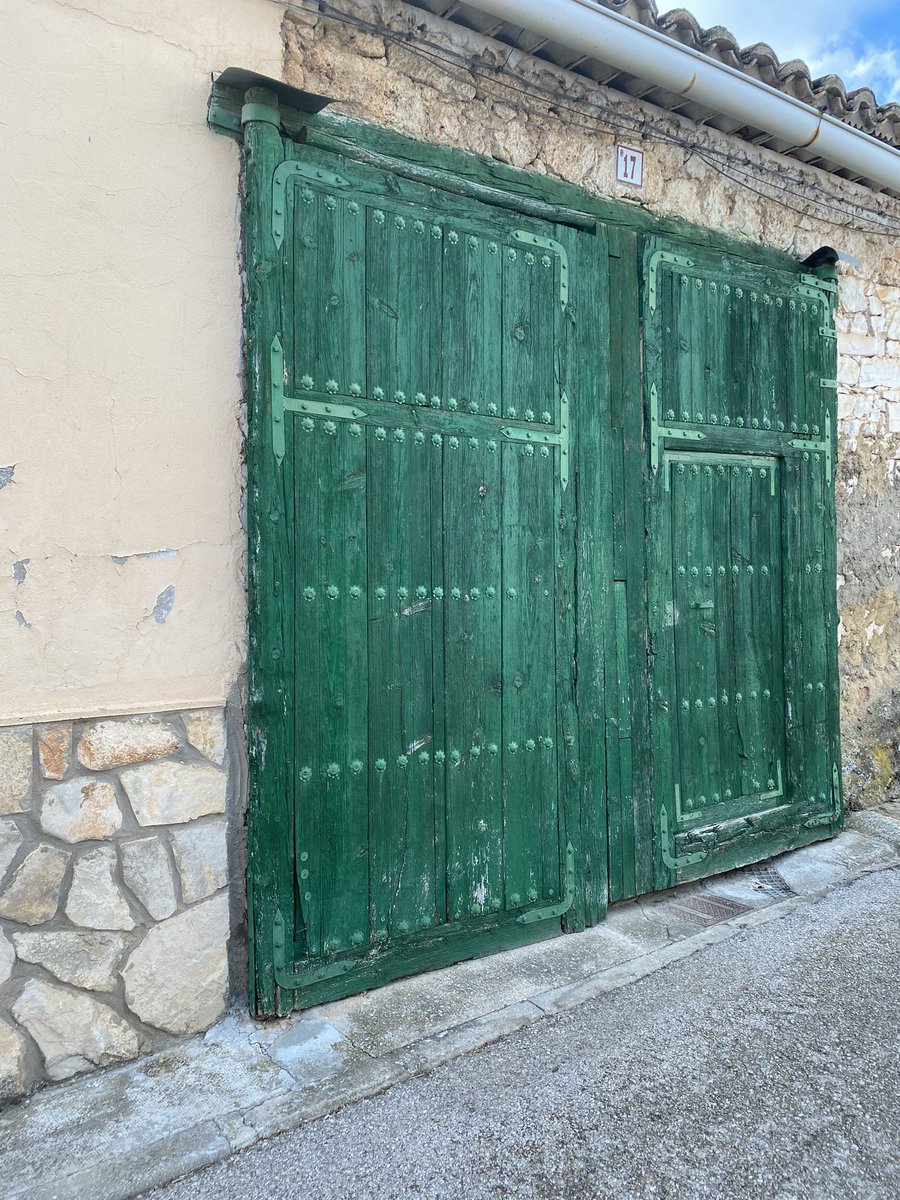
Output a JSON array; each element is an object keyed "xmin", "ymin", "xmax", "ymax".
[
  {"xmin": 246, "ymin": 137, "xmax": 598, "ymax": 1014},
  {"xmin": 641, "ymin": 237, "xmax": 842, "ymax": 888}
]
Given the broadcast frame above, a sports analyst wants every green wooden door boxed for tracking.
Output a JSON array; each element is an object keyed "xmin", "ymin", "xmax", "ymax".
[
  {"xmin": 244, "ymin": 117, "xmax": 605, "ymax": 1015},
  {"xmin": 641, "ymin": 239, "xmax": 843, "ymax": 887}
]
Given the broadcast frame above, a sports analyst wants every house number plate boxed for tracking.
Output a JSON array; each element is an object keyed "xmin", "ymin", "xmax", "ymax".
[{"xmin": 615, "ymin": 144, "xmax": 644, "ymax": 187}]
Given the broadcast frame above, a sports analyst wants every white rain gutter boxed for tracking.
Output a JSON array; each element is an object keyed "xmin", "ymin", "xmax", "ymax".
[{"xmin": 464, "ymin": 0, "xmax": 900, "ymax": 193}]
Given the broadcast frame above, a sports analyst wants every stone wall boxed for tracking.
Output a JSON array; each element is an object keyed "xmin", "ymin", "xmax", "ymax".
[
  {"xmin": 0, "ymin": 713, "xmax": 231, "ymax": 1100},
  {"xmin": 282, "ymin": 0, "xmax": 900, "ymax": 808}
]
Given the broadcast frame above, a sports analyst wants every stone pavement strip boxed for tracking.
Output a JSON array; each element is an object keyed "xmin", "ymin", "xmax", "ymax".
[{"xmin": 2, "ymin": 806, "xmax": 899, "ymax": 1200}]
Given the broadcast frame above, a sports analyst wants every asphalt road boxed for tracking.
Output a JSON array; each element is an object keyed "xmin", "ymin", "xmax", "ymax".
[{"xmin": 147, "ymin": 867, "xmax": 900, "ymax": 1200}]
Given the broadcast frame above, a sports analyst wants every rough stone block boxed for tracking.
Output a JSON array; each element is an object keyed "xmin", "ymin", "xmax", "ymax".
[
  {"xmin": 838, "ymin": 332, "xmax": 881, "ymax": 358},
  {"xmin": 39, "ymin": 777, "xmax": 122, "ymax": 843},
  {"xmin": 121, "ymin": 836, "xmax": 177, "ymax": 920},
  {"xmin": 183, "ymin": 710, "xmax": 227, "ymax": 766},
  {"xmin": 13, "ymin": 930, "xmax": 127, "ymax": 991},
  {"xmin": 0, "ymin": 818, "xmax": 23, "ymax": 886},
  {"xmin": 0, "ymin": 727, "xmax": 33, "ymax": 814},
  {"xmin": 66, "ymin": 846, "xmax": 136, "ymax": 931},
  {"xmin": 120, "ymin": 761, "xmax": 227, "ymax": 826},
  {"xmin": 859, "ymin": 359, "xmax": 899, "ymax": 389},
  {"xmin": 0, "ymin": 844, "xmax": 69, "ymax": 925},
  {"xmin": 38, "ymin": 724, "xmax": 72, "ymax": 781},
  {"xmin": 171, "ymin": 820, "xmax": 228, "ymax": 904},
  {"xmin": 0, "ymin": 927, "xmax": 14, "ymax": 984},
  {"xmin": 839, "ymin": 276, "xmax": 867, "ymax": 313},
  {"xmin": 0, "ymin": 1019, "xmax": 26, "ymax": 1101},
  {"xmin": 122, "ymin": 893, "xmax": 229, "ymax": 1034},
  {"xmin": 76, "ymin": 718, "xmax": 179, "ymax": 771},
  {"xmin": 12, "ymin": 978, "xmax": 142, "ymax": 1081}
]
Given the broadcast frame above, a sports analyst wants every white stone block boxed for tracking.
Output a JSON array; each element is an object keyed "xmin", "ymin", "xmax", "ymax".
[
  {"xmin": 0, "ymin": 728, "xmax": 33, "ymax": 815},
  {"xmin": 122, "ymin": 893, "xmax": 229, "ymax": 1034},
  {"xmin": 120, "ymin": 761, "xmax": 226, "ymax": 826},
  {"xmin": 66, "ymin": 846, "xmax": 136, "ymax": 931},
  {"xmin": 0, "ymin": 844, "xmax": 69, "ymax": 925},
  {"xmin": 76, "ymin": 718, "xmax": 179, "ymax": 771},
  {"xmin": 859, "ymin": 360, "xmax": 899, "ymax": 389},
  {"xmin": 13, "ymin": 930, "xmax": 126, "ymax": 991},
  {"xmin": 121, "ymin": 836, "xmax": 177, "ymax": 920},
  {"xmin": 0, "ymin": 1019, "xmax": 26, "ymax": 1101},
  {"xmin": 183, "ymin": 710, "xmax": 227, "ymax": 766},
  {"xmin": 12, "ymin": 979, "xmax": 141, "ymax": 1081},
  {"xmin": 171, "ymin": 820, "xmax": 228, "ymax": 904},
  {"xmin": 39, "ymin": 778, "xmax": 122, "ymax": 844},
  {"xmin": 0, "ymin": 819, "xmax": 23, "ymax": 886}
]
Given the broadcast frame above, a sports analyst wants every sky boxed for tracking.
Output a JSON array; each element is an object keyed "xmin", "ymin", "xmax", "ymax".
[{"xmin": 679, "ymin": 0, "xmax": 900, "ymax": 103}]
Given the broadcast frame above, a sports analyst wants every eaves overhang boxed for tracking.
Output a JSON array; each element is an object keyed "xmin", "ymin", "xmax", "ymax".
[{"xmin": 406, "ymin": 0, "xmax": 900, "ymax": 197}]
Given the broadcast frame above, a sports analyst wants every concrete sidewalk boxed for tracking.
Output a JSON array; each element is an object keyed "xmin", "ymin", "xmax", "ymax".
[{"xmin": 3, "ymin": 805, "xmax": 900, "ymax": 1200}]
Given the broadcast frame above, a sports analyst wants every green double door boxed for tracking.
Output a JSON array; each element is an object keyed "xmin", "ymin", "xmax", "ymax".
[
  {"xmin": 243, "ymin": 107, "xmax": 840, "ymax": 1014},
  {"xmin": 245, "ymin": 122, "xmax": 606, "ymax": 1015}
]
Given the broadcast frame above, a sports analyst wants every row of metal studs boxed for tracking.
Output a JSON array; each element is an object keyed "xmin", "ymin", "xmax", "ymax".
[
  {"xmin": 298, "ymin": 421, "xmax": 552, "ymax": 456},
  {"xmin": 679, "ymin": 683, "xmax": 826, "ymax": 707},
  {"xmin": 299, "ymin": 585, "xmax": 545, "ymax": 601},
  {"xmin": 296, "ymin": 381, "xmax": 554, "ymax": 425},
  {"xmin": 677, "ymin": 275, "xmax": 811, "ymax": 309},
  {"xmin": 676, "ymin": 564, "xmax": 770, "ymax": 577},
  {"xmin": 298, "ymin": 738, "xmax": 555, "ymax": 780},
  {"xmin": 676, "ymin": 463, "xmax": 772, "ymax": 478},
  {"xmin": 663, "ymin": 410, "xmax": 823, "ymax": 436},
  {"xmin": 682, "ymin": 787, "xmax": 828, "ymax": 813},
  {"xmin": 680, "ymin": 689, "xmax": 772, "ymax": 709}
]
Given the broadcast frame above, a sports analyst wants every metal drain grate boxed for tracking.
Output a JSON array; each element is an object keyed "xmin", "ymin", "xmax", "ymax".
[
  {"xmin": 751, "ymin": 863, "xmax": 795, "ymax": 898},
  {"xmin": 662, "ymin": 893, "xmax": 751, "ymax": 927}
]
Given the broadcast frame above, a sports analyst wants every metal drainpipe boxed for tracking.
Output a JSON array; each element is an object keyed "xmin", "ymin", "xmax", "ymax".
[{"xmin": 463, "ymin": 0, "xmax": 900, "ymax": 194}]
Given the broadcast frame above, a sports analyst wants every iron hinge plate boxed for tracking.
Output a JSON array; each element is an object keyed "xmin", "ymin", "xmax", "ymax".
[
  {"xmin": 649, "ymin": 382, "xmax": 706, "ymax": 474},
  {"xmin": 501, "ymin": 390, "xmax": 569, "ymax": 490},
  {"xmin": 512, "ymin": 230, "xmax": 569, "ymax": 309},
  {"xmin": 517, "ymin": 841, "xmax": 576, "ymax": 924},
  {"xmin": 647, "ymin": 249, "xmax": 695, "ymax": 313},
  {"xmin": 660, "ymin": 803, "xmax": 708, "ymax": 870},
  {"xmin": 272, "ymin": 160, "xmax": 351, "ymax": 250},
  {"xmin": 272, "ymin": 910, "xmax": 357, "ymax": 990},
  {"xmin": 789, "ymin": 411, "xmax": 833, "ymax": 482}
]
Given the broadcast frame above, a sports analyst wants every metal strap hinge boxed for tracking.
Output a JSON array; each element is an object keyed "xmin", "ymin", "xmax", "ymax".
[
  {"xmin": 647, "ymin": 249, "xmax": 695, "ymax": 313},
  {"xmin": 271, "ymin": 160, "xmax": 351, "ymax": 250},
  {"xmin": 661, "ymin": 801, "xmax": 708, "ymax": 870},
  {"xmin": 649, "ymin": 382, "xmax": 706, "ymax": 474},
  {"xmin": 513, "ymin": 230, "xmax": 569, "ymax": 309},
  {"xmin": 517, "ymin": 842, "xmax": 576, "ymax": 924},
  {"xmin": 501, "ymin": 391, "xmax": 570, "ymax": 490},
  {"xmin": 272, "ymin": 909, "xmax": 356, "ymax": 990}
]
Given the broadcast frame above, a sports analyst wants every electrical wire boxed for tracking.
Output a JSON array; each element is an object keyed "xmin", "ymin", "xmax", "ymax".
[{"xmin": 277, "ymin": 0, "xmax": 900, "ymax": 239}]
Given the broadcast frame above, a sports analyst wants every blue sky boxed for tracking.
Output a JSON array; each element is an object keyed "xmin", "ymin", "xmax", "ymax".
[{"xmin": 680, "ymin": 0, "xmax": 900, "ymax": 103}]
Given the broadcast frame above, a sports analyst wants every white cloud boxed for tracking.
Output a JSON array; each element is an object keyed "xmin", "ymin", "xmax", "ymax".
[
  {"xmin": 672, "ymin": 0, "xmax": 863, "ymax": 60},
  {"xmin": 806, "ymin": 45, "xmax": 900, "ymax": 102},
  {"xmin": 668, "ymin": 0, "xmax": 900, "ymax": 102}
]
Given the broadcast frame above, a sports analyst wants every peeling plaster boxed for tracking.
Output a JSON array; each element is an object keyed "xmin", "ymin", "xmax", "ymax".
[
  {"xmin": 15, "ymin": 611, "xmax": 32, "ymax": 629},
  {"xmin": 152, "ymin": 586, "xmax": 176, "ymax": 625},
  {"xmin": 111, "ymin": 549, "xmax": 178, "ymax": 566},
  {"xmin": 12, "ymin": 560, "xmax": 29, "ymax": 585},
  {"xmin": 0, "ymin": 466, "xmax": 15, "ymax": 490}
]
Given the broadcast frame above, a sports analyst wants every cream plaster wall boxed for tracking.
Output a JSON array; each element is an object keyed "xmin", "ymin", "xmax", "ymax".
[{"xmin": 0, "ymin": 0, "xmax": 284, "ymax": 723}]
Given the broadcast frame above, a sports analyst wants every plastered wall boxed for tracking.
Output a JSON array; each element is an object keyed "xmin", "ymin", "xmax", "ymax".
[
  {"xmin": 0, "ymin": 0, "xmax": 283, "ymax": 724},
  {"xmin": 282, "ymin": 0, "xmax": 900, "ymax": 807}
]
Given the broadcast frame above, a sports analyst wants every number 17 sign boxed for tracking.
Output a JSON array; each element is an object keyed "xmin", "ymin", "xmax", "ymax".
[{"xmin": 615, "ymin": 144, "xmax": 644, "ymax": 187}]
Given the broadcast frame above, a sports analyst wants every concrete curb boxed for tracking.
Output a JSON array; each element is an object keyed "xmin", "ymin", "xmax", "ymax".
[{"xmin": 4, "ymin": 812, "xmax": 900, "ymax": 1200}]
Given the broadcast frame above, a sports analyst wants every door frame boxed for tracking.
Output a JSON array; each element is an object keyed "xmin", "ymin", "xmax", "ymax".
[{"xmin": 210, "ymin": 73, "xmax": 842, "ymax": 1013}]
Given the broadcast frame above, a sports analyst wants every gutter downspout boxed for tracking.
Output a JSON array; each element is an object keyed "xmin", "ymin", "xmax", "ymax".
[{"xmin": 463, "ymin": 0, "xmax": 900, "ymax": 194}]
